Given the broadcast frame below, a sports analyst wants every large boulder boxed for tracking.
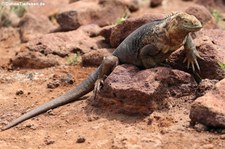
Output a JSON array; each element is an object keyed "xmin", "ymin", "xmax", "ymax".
[
  {"xmin": 168, "ymin": 29, "xmax": 225, "ymax": 80},
  {"xmin": 185, "ymin": 4, "xmax": 217, "ymax": 29},
  {"xmin": 195, "ymin": 0, "xmax": 225, "ymax": 12},
  {"xmin": 56, "ymin": 0, "xmax": 130, "ymax": 31},
  {"xmin": 10, "ymin": 25, "xmax": 105, "ymax": 69},
  {"xmin": 93, "ymin": 65, "xmax": 197, "ymax": 114},
  {"xmin": 19, "ymin": 13, "xmax": 55, "ymax": 42},
  {"xmin": 11, "ymin": 48, "xmax": 59, "ymax": 69},
  {"xmin": 190, "ymin": 78, "xmax": 225, "ymax": 128}
]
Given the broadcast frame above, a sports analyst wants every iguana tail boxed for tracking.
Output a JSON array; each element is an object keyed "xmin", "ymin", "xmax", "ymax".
[{"xmin": 2, "ymin": 69, "xmax": 99, "ymax": 131}]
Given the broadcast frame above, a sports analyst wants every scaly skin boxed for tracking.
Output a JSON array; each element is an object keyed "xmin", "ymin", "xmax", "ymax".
[{"xmin": 2, "ymin": 12, "xmax": 202, "ymax": 131}]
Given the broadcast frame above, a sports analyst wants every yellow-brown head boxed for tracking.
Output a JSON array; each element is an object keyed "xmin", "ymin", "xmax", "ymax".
[{"xmin": 169, "ymin": 12, "xmax": 202, "ymax": 32}]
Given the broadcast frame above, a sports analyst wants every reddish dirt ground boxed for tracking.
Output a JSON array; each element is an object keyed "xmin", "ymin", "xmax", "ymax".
[{"xmin": 0, "ymin": 46, "xmax": 224, "ymax": 149}]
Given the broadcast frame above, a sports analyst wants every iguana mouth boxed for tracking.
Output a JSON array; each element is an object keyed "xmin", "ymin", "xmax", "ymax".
[{"xmin": 184, "ymin": 25, "xmax": 202, "ymax": 30}]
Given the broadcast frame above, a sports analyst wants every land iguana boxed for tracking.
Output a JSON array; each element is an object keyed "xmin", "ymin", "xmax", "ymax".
[{"xmin": 2, "ymin": 12, "xmax": 202, "ymax": 131}]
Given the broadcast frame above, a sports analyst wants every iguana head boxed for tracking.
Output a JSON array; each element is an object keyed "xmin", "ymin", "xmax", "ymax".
[{"xmin": 168, "ymin": 12, "xmax": 202, "ymax": 32}]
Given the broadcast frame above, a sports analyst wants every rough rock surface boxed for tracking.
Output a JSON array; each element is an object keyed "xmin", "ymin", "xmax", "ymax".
[
  {"xmin": 11, "ymin": 25, "xmax": 105, "ymax": 69},
  {"xmin": 185, "ymin": 4, "xmax": 217, "ymax": 29},
  {"xmin": 82, "ymin": 48, "xmax": 114, "ymax": 66},
  {"xmin": 0, "ymin": 27, "xmax": 20, "ymax": 48},
  {"xmin": 94, "ymin": 65, "xmax": 197, "ymax": 114},
  {"xmin": 168, "ymin": 29, "xmax": 225, "ymax": 80},
  {"xmin": 197, "ymin": 79, "xmax": 218, "ymax": 97},
  {"xmin": 11, "ymin": 48, "xmax": 59, "ymax": 69},
  {"xmin": 195, "ymin": 0, "xmax": 225, "ymax": 12},
  {"xmin": 19, "ymin": 14, "xmax": 55, "ymax": 42},
  {"xmin": 56, "ymin": 0, "xmax": 129, "ymax": 31},
  {"xmin": 99, "ymin": 25, "xmax": 114, "ymax": 44},
  {"xmin": 190, "ymin": 78, "xmax": 225, "ymax": 128},
  {"xmin": 109, "ymin": 13, "xmax": 165, "ymax": 47}
]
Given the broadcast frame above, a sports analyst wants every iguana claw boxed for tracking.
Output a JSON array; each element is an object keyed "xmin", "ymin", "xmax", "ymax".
[
  {"xmin": 183, "ymin": 48, "xmax": 202, "ymax": 71},
  {"xmin": 183, "ymin": 32, "xmax": 203, "ymax": 71},
  {"xmin": 93, "ymin": 79, "xmax": 104, "ymax": 100}
]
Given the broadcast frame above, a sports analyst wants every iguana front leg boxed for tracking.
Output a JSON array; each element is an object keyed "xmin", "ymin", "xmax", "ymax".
[
  {"xmin": 93, "ymin": 55, "xmax": 119, "ymax": 99},
  {"xmin": 140, "ymin": 44, "xmax": 172, "ymax": 69},
  {"xmin": 139, "ymin": 44, "xmax": 159, "ymax": 69},
  {"xmin": 183, "ymin": 33, "xmax": 202, "ymax": 71}
]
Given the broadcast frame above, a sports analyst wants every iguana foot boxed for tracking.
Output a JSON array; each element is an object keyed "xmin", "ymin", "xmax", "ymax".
[
  {"xmin": 183, "ymin": 33, "xmax": 203, "ymax": 71},
  {"xmin": 183, "ymin": 48, "xmax": 202, "ymax": 71},
  {"xmin": 93, "ymin": 55, "xmax": 119, "ymax": 100},
  {"xmin": 95, "ymin": 79, "xmax": 104, "ymax": 92},
  {"xmin": 93, "ymin": 78, "xmax": 104, "ymax": 100}
]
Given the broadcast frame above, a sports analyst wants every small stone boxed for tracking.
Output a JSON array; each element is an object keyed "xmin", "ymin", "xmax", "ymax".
[
  {"xmin": 220, "ymin": 134, "xmax": 225, "ymax": 140},
  {"xmin": 13, "ymin": 102, "xmax": 18, "ymax": 106},
  {"xmin": 47, "ymin": 109, "xmax": 55, "ymax": 116},
  {"xmin": 24, "ymin": 123, "xmax": 37, "ymax": 130},
  {"xmin": 147, "ymin": 118, "xmax": 153, "ymax": 125},
  {"xmin": 61, "ymin": 74, "xmax": 74, "ymax": 84},
  {"xmin": 76, "ymin": 135, "xmax": 86, "ymax": 143},
  {"xmin": 66, "ymin": 129, "xmax": 73, "ymax": 134},
  {"xmin": 44, "ymin": 136, "xmax": 55, "ymax": 145},
  {"xmin": 150, "ymin": 0, "xmax": 163, "ymax": 8},
  {"xmin": 47, "ymin": 80, "xmax": 60, "ymax": 89},
  {"xmin": 69, "ymin": 0, "xmax": 79, "ymax": 3},
  {"xmin": 87, "ymin": 115, "xmax": 100, "ymax": 122},
  {"xmin": 160, "ymin": 129, "xmax": 169, "ymax": 135},
  {"xmin": 16, "ymin": 90, "xmax": 24, "ymax": 95},
  {"xmin": 154, "ymin": 116, "xmax": 161, "ymax": 121}
]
